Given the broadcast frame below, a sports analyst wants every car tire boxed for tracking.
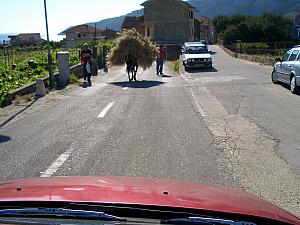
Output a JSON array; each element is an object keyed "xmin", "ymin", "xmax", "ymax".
[
  {"xmin": 271, "ymin": 70, "xmax": 278, "ymax": 84},
  {"xmin": 184, "ymin": 66, "xmax": 189, "ymax": 72},
  {"xmin": 290, "ymin": 76, "xmax": 299, "ymax": 94}
]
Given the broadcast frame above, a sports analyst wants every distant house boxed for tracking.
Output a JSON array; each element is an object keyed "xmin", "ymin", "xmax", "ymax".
[
  {"xmin": 141, "ymin": 0, "xmax": 195, "ymax": 44},
  {"xmin": 197, "ymin": 16, "xmax": 215, "ymax": 44},
  {"xmin": 121, "ymin": 16, "xmax": 145, "ymax": 36},
  {"xmin": 8, "ymin": 33, "xmax": 45, "ymax": 47},
  {"xmin": 59, "ymin": 24, "xmax": 104, "ymax": 48},
  {"xmin": 102, "ymin": 28, "xmax": 118, "ymax": 39}
]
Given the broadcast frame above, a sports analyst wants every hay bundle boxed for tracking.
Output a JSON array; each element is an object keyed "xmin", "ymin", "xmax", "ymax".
[{"xmin": 108, "ymin": 29, "xmax": 158, "ymax": 68}]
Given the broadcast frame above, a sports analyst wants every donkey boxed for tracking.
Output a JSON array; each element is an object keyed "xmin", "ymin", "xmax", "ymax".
[{"xmin": 126, "ymin": 54, "xmax": 139, "ymax": 82}]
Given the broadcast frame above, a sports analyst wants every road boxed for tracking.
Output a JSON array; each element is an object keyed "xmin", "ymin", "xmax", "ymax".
[{"xmin": 0, "ymin": 45, "xmax": 299, "ymax": 216}]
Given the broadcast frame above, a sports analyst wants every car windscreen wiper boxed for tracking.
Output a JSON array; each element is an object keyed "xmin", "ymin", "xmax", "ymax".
[
  {"xmin": 162, "ymin": 217, "xmax": 257, "ymax": 225},
  {"xmin": 0, "ymin": 208, "xmax": 126, "ymax": 221}
]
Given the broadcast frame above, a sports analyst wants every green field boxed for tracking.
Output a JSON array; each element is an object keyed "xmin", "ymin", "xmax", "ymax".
[
  {"xmin": 0, "ymin": 47, "xmax": 81, "ymax": 107},
  {"xmin": 0, "ymin": 40, "xmax": 114, "ymax": 107}
]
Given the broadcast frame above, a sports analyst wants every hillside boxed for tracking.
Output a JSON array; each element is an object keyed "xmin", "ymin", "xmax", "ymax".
[
  {"xmin": 188, "ymin": 0, "xmax": 300, "ymax": 18},
  {"xmin": 87, "ymin": 9, "xmax": 143, "ymax": 31},
  {"xmin": 84, "ymin": 0, "xmax": 300, "ymax": 31}
]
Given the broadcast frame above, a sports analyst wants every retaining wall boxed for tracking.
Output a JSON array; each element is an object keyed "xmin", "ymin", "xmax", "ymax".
[{"xmin": 219, "ymin": 45, "xmax": 275, "ymax": 66}]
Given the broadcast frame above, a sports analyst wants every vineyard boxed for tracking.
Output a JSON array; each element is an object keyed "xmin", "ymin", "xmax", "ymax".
[
  {"xmin": 0, "ymin": 40, "xmax": 113, "ymax": 107},
  {"xmin": 0, "ymin": 47, "xmax": 81, "ymax": 107}
]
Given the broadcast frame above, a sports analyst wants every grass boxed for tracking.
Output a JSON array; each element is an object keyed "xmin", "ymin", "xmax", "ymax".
[
  {"xmin": 173, "ymin": 60, "xmax": 180, "ymax": 74},
  {"xmin": 14, "ymin": 93, "xmax": 34, "ymax": 105},
  {"xmin": 69, "ymin": 73, "xmax": 80, "ymax": 84},
  {"xmin": 14, "ymin": 95, "xmax": 21, "ymax": 104},
  {"xmin": 26, "ymin": 94, "xmax": 34, "ymax": 102},
  {"xmin": 167, "ymin": 59, "xmax": 181, "ymax": 74}
]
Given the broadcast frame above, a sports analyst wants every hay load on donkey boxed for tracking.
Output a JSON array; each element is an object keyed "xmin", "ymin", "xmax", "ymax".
[{"xmin": 109, "ymin": 29, "xmax": 158, "ymax": 82}]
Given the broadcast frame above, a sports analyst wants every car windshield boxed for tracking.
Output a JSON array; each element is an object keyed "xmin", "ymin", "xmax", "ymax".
[
  {"xmin": 0, "ymin": 1, "xmax": 300, "ymax": 225},
  {"xmin": 186, "ymin": 46, "xmax": 208, "ymax": 54}
]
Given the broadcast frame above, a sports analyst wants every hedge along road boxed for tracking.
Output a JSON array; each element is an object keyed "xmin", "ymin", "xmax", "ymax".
[{"xmin": 0, "ymin": 45, "xmax": 299, "ymax": 217}]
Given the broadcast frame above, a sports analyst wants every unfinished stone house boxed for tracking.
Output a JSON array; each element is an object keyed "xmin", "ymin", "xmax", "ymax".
[
  {"xmin": 121, "ymin": 16, "xmax": 145, "ymax": 36},
  {"xmin": 141, "ymin": 0, "xmax": 195, "ymax": 44}
]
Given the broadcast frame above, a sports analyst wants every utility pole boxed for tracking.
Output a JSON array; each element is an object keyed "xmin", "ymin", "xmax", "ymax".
[{"xmin": 43, "ymin": 0, "xmax": 55, "ymax": 88}]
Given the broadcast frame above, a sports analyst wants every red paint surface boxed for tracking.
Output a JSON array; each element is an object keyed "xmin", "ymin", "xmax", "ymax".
[{"xmin": 0, "ymin": 176, "xmax": 299, "ymax": 224}]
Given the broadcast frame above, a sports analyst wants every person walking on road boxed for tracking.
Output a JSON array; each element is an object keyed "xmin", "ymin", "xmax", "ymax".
[
  {"xmin": 156, "ymin": 46, "xmax": 166, "ymax": 76},
  {"xmin": 81, "ymin": 43, "xmax": 93, "ymax": 83}
]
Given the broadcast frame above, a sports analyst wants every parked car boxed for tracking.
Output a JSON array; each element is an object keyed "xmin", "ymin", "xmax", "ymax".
[
  {"xmin": 182, "ymin": 42, "xmax": 212, "ymax": 71},
  {"xmin": 271, "ymin": 45, "xmax": 300, "ymax": 94},
  {"xmin": 0, "ymin": 176, "xmax": 299, "ymax": 225},
  {"xmin": 199, "ymin": 39, "xmax": 208, "ymax": 46}
]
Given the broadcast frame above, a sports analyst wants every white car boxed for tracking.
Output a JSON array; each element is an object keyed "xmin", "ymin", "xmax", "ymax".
[
  {"xmin": 181, "ymin": 43, "xmax": 212, "ymax": 70},
  {"xmin": 272, "ymin": 45, "xmax": 300, "ymax": 94}
]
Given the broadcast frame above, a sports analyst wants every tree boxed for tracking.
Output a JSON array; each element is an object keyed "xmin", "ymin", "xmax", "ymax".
[
  {"xmin": 213, "ymin": 14, "xmax": 247, "ymax": 35},
  {"xmin": 259, "ymin": 13, "xmax": 293, "ymax": 42},
  {"xmin": 219, "ymin": 25, "xmax": 240, "ymax": 44},
  {"xmin": 213, "ymin": 16, "xmax": 232, "ymax": 34},
  {"xmin": 214, "ymin": 13, "xmax": 294, "ymax": 43}
]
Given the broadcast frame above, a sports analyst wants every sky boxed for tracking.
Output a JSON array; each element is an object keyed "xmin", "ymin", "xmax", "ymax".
[{"xmin": 0, "ymin": 0, "xmax": 145, "ymax": 41}]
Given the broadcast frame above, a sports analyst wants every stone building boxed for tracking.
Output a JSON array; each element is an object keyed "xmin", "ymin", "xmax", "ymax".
[
  {"xmin": 121, "ymin": 16, "xmax": 145, "ymax": 36},
  {"xmin": 194, "ymin": 18, "xmax": 201, "ymax": 41},
  {"xmin": 141, "ymin": 0, "xmax": 195, "ymax": 44},
  {"xmin": 197, "ymin": 16, "xmax": 215, "ymax": 44},
  {"xmin": 8, "ymin": 33, "xmax": 45, "ymax": 47}
]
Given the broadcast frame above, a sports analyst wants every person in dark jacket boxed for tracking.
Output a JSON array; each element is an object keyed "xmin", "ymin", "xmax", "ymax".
[{"xmin": 81, "ymin": 43, "xmax": 92, "ymax": 83}]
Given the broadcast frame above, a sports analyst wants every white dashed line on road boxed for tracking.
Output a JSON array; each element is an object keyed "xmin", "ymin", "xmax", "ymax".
[
  {"xmin": 98, "ymin": 102, "xmax": 115, "ymax": 118},
  {"xmin": 40, "ymin": 147, "xmax": 74, "ymax": 177},
  {"xmin": 189, "ymin": 87, "xmax": 206, "ymax": 117}
]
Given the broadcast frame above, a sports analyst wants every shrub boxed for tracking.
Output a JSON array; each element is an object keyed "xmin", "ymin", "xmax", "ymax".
[
  {"xmin": 69, "ymin": 73, "xmax": 80, "ymax": 84},
  {"xmin": 241, "ymin": 42, "xmax": 270, "ymax": 49}
]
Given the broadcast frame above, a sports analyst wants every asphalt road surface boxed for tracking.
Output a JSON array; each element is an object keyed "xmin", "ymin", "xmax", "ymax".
[{"xmin": 0, "ymin": 45, "xmax": 299, "ymax": 217}]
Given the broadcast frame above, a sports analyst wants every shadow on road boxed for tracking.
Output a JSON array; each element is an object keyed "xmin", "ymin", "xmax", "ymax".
[
  {"xmin": 279, "ymin": 83, "xmax": 300, "ymax": 96},
  {"xmin": 0, "ymin": 98, "xmax": 38, "ymax": 129},
  {"xmin": 0, "ymin": 135, "xmax": 11, "ymax": 143},
  {"xmin": 110, "ymin": 80, "xmax": 165, "ymax": 89},
  {"xmin": 161, "ymin": 74, "xmax": 172, "ymax": 78},
  {"xmin": 186, "ymin": 67, "xmax": 218, "ymax": 73}
]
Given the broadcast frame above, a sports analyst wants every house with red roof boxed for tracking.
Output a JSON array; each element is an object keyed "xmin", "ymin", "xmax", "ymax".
[{"xmin": 60, "ymin": 24, "xmax": 104, "ymax": 48}]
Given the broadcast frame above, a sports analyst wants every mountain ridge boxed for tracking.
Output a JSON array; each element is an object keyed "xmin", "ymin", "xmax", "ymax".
[
  {"xmin": 87, "ymin": 9, "xmax": 144, "ymax": 31},
  {"xmin": 83, "ymin": 0, "xmax": 299, "ymax": 32}
]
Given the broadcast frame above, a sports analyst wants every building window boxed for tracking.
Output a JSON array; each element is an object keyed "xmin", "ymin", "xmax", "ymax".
[
  {"xmin": 146, "ymin": 27, "xmax": 150, "ymax": 37},
  {"xmin": 78, "ymin": 33, "xmax": 82, "ymax": 38},
  {"xmin": 83, "ymin": 34, "xmax": 87, "ymax": 37},
  {"xmin": 189, "ymin": 11, "xmax": 194, "ymax": 19}
]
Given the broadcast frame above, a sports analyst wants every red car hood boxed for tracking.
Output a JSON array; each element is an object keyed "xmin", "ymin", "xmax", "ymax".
[{"xmin": 0, "ymin": 176, "xmax": 299, "ymax": 225}]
